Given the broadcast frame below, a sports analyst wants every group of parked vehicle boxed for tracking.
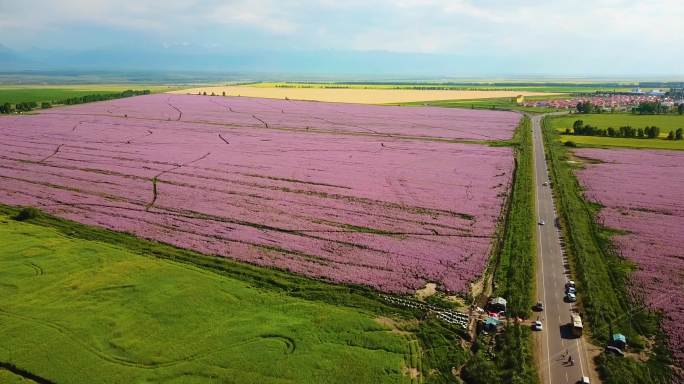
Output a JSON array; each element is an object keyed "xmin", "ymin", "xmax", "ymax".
[{"xmin": 565, "ymin": 280, "xmax": 577, "ymax": 302}]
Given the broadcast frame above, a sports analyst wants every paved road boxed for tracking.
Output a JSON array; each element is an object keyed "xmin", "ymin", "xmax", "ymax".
[{"xmin": 531, "ymin": 114, "xmax": 593, "ymax": 384}]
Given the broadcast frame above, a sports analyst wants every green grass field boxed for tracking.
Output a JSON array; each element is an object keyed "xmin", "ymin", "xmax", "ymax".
[
  {"xmin": 559, "ymin": 135, "xmax": 684, "ymax": 150},
  {"xmin": 397, "ymin": 96, "xmax": 564, "ymax": 113},
  {"xmin": 550, "ymin": 114, "xmax": 684, "ymax": 150},
  {"xmin": 0, "ymin": 369, "xmax": 33, "ymax": 384},
  {"xmin": 0, "ymin": 85, "xmax": 178, "ymax": 105},
  {"xmin": 0, "ymin": 214, "xmax": 419, "ymax": 384},
  {"xmin": 493, "ymin": 117, "xmax": 536, "ymax": 318}
]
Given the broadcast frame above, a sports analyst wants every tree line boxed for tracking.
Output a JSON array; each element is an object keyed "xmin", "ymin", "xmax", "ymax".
[
  {"xmin": 0, "ymin": 90, "xmax": 150, "ymax": 114},
  {"xmin": 566, "ymin": 120, "xmax": 683, "ymax": 140},
  {"xmin": 576, "ymin": 101, "xmax": 684, "ymax": 115}
]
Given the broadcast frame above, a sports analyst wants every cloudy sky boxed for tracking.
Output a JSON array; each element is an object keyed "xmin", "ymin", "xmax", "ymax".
[{"xmin": 1, "ymin": 0, "xmax": 682, "ymax": 76}]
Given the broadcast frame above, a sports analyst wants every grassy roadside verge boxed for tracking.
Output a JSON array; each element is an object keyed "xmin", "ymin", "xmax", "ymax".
[
  {"xmin": 541, "ymin": 116, "xmax": 673, "ymax": 384},
  {"xmin": 492, "ymin": 116, "xmax": 536, "ymax": 318},
  {"xmin": 0, "ymin": 204, "xmax": 470, "ymax": 383},
  {"xmin": 461, "ymin": 116, "xmax": 538, "ymax": 384}
]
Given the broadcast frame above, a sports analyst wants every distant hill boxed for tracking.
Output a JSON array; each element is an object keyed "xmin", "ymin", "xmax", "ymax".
[{"xmin": 0, "ymin": 44, "xmax": 35, "ymax": 69}]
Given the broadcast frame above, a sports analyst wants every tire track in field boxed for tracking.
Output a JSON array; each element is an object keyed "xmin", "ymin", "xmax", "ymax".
[
  {"xmin": 39, "ymin": 111, "xmax": 493, "ymax": 143},
  {"xmin": 1, "ymin": 152, "xmax": 475, "ymax": 232},
  {"xmin": 208, "ymin": 98, "xmax": 272, "ymax": 129},
  {"xmin": 39, "ymin": 144, "xmax": 63, "ymax": 163},
  {"xmin": 118, "ymin": 129, "xmax": 153, "ymax": 146},
  {"xmin": 146, "ymin": 152, "xmax": 211, "ymax": 211},
  {"xmin": 166, "ymin": 98, "xmax": 182, "ymax": 120},
  {"xmin": 251, "ymin": 115, "xmax": 268, "ymax": 128},
  {"xmin": 1, "ymin": 160, "xmax": 472, "ymax": 235}
]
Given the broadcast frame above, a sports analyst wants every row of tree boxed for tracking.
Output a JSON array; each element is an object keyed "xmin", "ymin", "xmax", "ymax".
[
  {"xmin": 576, "ymin": 101, "xmax": 598, "ymax": 114},
  {"xmin": 577, "ymin": 101, "xmax": 684, "ymax": 115},
  {"xmin": 0, "ymin": 101, "xmax": 53, "ymax": 113},
  {"xmin": 667, "ymin": 128, "xmax": 684, "ymax": 140},
  {"xmin": 60, "ymin": 89, "xmax": 150, "ymax": 105},
  {"xmin": 0, "ymin": 90, "xmax": 150, "ymax": 114},
  {"xmin": 567, "ymin": 120, "xmax": 683, "ymax": 140},
  {"xmin": 632, "ymin": 101, "xmax": 667, "ymax": 115}
]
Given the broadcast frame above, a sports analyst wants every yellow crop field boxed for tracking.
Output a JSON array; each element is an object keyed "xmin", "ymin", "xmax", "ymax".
[{"xmin": 170, "ymin": 85, "xmax": 560, "ymax": 104}]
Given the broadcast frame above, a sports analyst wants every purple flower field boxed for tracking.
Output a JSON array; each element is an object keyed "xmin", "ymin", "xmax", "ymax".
[
  {"xmin": 0, "ymin": 94, "xmax": 518, "ymax": 293},
  {"xmin": 575, "ymin": 148, "xmax": 684, "ymax": 364}
]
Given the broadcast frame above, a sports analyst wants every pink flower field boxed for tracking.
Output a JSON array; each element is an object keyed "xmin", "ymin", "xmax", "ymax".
[
  {"xmin": 574, "ymin": 148, "xmax": 684, "ymax": 364},
  {"xmin": 0, "ymin": 94, "xmax": 519, "ymax": 294}
]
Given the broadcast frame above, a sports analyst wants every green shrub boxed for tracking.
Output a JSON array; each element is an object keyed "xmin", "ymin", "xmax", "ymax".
[{"xmin": 14, "ymin": 207, "xmax": 40, "ymax": 221}]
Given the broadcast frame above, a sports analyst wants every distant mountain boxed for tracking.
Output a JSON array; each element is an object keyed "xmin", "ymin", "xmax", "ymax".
[
  {"xmin": 0, "ymin": 45, "xmax": 515, "ymax": 77},
  {"xmin": 0, "ymin": 44, "xmax": 36, "ymax": 69}
]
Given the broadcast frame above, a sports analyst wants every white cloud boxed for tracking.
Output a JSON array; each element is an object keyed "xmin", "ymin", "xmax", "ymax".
[
  {"xmin": 210, "ymin": 1, "xmax": 299, "ymax": 34},
  {"xmin": 1, "ymin": 0, "xmax": 682, "ymax": 73}
]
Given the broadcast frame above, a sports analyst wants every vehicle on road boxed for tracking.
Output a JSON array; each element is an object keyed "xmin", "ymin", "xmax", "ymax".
[
  {"xmin": 566, "ymin": 286, "xmax": 576, "ymax": 294},
  {"xmin": 570, "ymin": 313, "xmax": 583, "ymax": 337},
  {"xmin": 539, "ymin": 220, "xmax": 545, "ymax": 225},
  {"xmin": 543, "ymin": 181, "xmax": 549, "ymax": 186},
  {"xmin": 534, "ymin": 320, "xmax": 543, "ymax": 331},
  {"xmin": 565, "ymin": 280, "xmax": 576, "ymax": 289},
  {"xmin": 578, "ymin": 376, "xmax": 590, "ymax": 384},
  {"xmin": 566, "ymin": 292, "xmax": 577, "ymax": 302},
  {"xmin": 533, "ymin": 301, "xmax": 544, "ymax": 311}
]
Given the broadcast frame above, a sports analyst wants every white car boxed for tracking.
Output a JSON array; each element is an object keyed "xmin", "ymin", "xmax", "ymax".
[
  {"xmin": 534, "ymin": 320, "xmax": 543, "ymax": 331},
  {"xmin": 539, "ymin": 220, "xmax": 545, "ymax": 225},
  {"xmin": 578, "ymin": 377, "xmax": 590, "ymax": 384},
  {"xmin": 566, "ymin": 292, "xmax": 577, "ymax": 302}
]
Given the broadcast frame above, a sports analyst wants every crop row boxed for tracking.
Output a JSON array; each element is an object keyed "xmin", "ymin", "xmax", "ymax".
[
  {"xmin": 0, "ymin": 94, "xmax": 517, "ymax": 294},
  {"xmin": 574, "ymin": 148, "xmax": 684, "ymax": 366}
]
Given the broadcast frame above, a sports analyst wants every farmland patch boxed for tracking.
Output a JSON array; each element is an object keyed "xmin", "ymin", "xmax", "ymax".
[
  {"xmin": 0, "ymin": 94, "xmax": 519, "ymax": 294},
  {"xmin": 0, "ymin": 215, "xmax": 415, "ymax": 383},
  {"xmin": 574, "ymin": 148, "xmax": 684, "ymax": 366},
  {"xmin": 170, "ymin": 86, "xmax": 559, "ymax": 104}
]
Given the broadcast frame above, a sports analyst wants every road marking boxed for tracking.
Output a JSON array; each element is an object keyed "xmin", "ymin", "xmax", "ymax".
[
  {"xmin": 576, "ymin": 338, "xmax": 586, "ymax": 378},
  {"xmin": 535, "ymin": 113, "xmax": 592, "ymax": 383},
  {"xmin": 533, "ymin": 117, "xmax": 553, "ymax": 384}
]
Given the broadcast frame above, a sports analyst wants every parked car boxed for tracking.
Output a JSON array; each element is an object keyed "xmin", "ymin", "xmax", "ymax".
[
  {"xmin": 566, "ymin": 292, "xmax": 577, "ymax": 302},
  {"xmin": 533, "ymin": 301, "xmax": 544, "ymax": 311},
  {"xmin": 534, "ymin": 320, "xmax": 543, "ymax": 331},
  {"xmin": 539, "ymin": 220, "xmax": 545, "ymax": 225},
  {"xmin": 565, "ymin": 280, "xmax": 576, "ymax": 289},
  {"xmin": 566, "ymin": 286, "xmax": 576, "ymax": 294},
  {"xmin": 578, "ymin": 376, "xmax": 590, "ymax": 384}
]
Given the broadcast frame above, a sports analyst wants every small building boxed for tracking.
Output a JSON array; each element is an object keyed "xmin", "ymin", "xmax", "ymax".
[
  {"xmin": 483, "ymin": 316, "xmax": 500, "ymax": 332},
  {"xmin": 612, "ymin": 333, "xmax": 627, "ymax": 350},
  {"xmin": 488, "ymin": 297, "xmax": 507, "ymax": 312}
]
